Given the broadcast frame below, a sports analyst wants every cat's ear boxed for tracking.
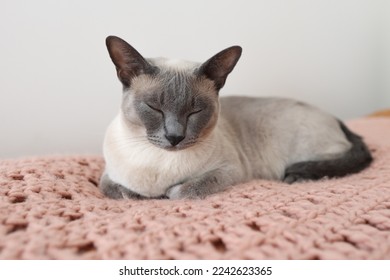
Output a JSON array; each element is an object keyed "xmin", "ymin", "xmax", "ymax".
[
  {"xmin": 106, "ymin": 36, "xmax": 156, "ymax": 87},
  {"xmin": 198, "ymin": 46, "xmax": 242, "ymax": 90}
]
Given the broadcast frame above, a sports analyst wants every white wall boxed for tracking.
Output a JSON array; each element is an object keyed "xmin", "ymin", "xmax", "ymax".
[
  {"xmin": 0, "ymin": 0, "xmax": 388, "ymax": 158},
  {"xmin": 383, "ymin": 0, "xmax": 390, "ymax": 106}
]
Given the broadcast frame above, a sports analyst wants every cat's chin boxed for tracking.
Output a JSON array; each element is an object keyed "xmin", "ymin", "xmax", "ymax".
[
  {"xmin": 154, "ymin": 142, "xmax": 197, "ymax": 152},
  {"xmin": 164, "ymin": 145, "xmax": 194, "ymax": 152}
]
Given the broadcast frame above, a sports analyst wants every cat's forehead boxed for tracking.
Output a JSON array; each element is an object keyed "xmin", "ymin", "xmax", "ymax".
[
  {"xmin": 130, "ymin": 58, "xmax": 216, "ymax": 99},
  {"xmin": 128, "ymin": 57, "xmax": 196, "ymax": 95},
  {"xmin": 129, "ymin": 70, "xmax": 194, "ymax": 98},
  {"xmin": 149, "ymin": 57, "xmax": 199, "ymax": 72}
]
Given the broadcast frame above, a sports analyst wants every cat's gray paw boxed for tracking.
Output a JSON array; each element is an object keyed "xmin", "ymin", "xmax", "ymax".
[
  {"xmin": 166, "ymin": 183, "xmax": 204, "ymax": 200},
  {"xmin": 100, "ymin": 173, "xmax": 144, "ymax": 200},
  {"xmin": 283, "ymin": 162, "xmax": 315, "ymax": 184},
  {"xmin": 166, "ymin": 184, "xmax": 184, "ymax": 199},
  {"xmin": 283, "ymin": 171, "xmax": 312, "ymax": 184},
  {"xmin": 283, "ymin": 174, "xmax": 301, "ymax": 184},
  {"xmin": 106, "ymin": 184, "xmax": 145, "ymax": 200},
  {"xmin": 119, "ymin": 188, "xmax": 145, "ymax": 199}
]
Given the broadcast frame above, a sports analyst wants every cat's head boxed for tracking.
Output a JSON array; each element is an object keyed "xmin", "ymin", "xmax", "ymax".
[{"xmin": 106, "ymin": 35, "xmax": 241, "ymax": 151}]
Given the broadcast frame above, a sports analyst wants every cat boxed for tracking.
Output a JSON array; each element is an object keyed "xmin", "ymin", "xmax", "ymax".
[{"xmin": 100, "ymin": 35, "xmax": 372, "ymax": 200}]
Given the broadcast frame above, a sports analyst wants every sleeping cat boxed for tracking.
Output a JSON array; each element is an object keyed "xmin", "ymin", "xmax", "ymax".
[{"xmin": 100, "ymin": 35, "xmax": 372, "ymax": 200}]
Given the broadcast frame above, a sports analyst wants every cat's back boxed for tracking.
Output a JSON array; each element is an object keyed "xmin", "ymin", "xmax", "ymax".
[
  {"xmin": 218, "ymin": 96, "xmax": 350, "ymax": 179},
  {"xmin": 220, "ymin": 96, "xmax": 302, "ymax": 125},
  {"xmin": 219, "ymin": 95, "xmax": 342, "ymax": 141}
]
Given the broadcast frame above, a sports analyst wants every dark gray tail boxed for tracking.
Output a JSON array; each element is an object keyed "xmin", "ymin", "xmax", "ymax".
[{"xmin": 283, "ymin": 120, "xmax": 373, "ymax": 183}]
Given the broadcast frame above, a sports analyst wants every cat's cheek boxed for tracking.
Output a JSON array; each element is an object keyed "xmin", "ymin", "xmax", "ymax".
[
  {"xmin": 187, "ymin": 111, "xmax": 216, "ymax": 140},
  {"xmin": 140, "ymin": 114, "xmax": 163, "ymax": 132}
]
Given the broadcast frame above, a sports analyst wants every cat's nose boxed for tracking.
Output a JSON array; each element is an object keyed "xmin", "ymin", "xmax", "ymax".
[{"xmin": 165, "ymin": 134, "xmax": 185, "ymax": 146}]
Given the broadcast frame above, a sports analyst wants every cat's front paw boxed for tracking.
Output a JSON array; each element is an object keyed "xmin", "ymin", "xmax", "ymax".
[
  {"xmin": 166, "ymin": 184, "xmax": 184, "ymax": 199},
  {"xmin": 100, "ymin": 174, "xmax": 145, "ymax": 199},
  {"xmin": 166, "ymin": 183, "xmax": 204, "ymax": 200}
]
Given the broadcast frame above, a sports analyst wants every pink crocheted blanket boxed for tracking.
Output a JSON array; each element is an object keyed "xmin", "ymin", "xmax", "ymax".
[{"xmin": 1, "ymin": 118, "xmax": 389, "ymax": 259}]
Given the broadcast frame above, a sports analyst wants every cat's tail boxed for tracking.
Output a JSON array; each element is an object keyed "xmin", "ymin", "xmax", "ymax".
[
  {"xmin": 337, "ymin": 120, "xmax": 373, "ymax": 172},
  {"xmin": 283, "ymin": 120, "xmax": 373, "ymax": 183}
]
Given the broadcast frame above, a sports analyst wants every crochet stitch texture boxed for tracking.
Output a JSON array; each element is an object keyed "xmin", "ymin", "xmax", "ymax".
[{"xmin": 0, "ymin": 118, "xmax": 389, "ymax": 259}]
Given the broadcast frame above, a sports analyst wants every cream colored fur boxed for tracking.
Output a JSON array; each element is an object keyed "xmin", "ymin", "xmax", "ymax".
[
  {"xmin": 103, "ymin": 110, "xmax": 244, "ymax": 197},
  {"xmin": 103, "ymin": 96, "xmax": 351, "ymax": 198}
]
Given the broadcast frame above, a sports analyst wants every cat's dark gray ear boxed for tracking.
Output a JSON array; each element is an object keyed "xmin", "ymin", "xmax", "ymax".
[
  {"xmin": 198, "ymin": 46, "xmax": 242, "ymax": 90},
  {"xmin": 106, "ymin": 36, "xmax": 156, "ymax": 88}
]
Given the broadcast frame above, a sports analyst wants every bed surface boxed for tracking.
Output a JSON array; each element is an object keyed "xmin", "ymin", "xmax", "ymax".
[{"xmin": 1, "ymin": 118, "xmax": 389, "ymax": 259}]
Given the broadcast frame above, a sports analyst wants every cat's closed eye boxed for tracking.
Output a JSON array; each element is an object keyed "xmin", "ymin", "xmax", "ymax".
[
  {"xmin": 188, "ymin": 109, "xmax": 203, "ymax": 117},
  {"xmin": 145, "ymin": 103, "xmax": 163, "ymax": 114}
]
